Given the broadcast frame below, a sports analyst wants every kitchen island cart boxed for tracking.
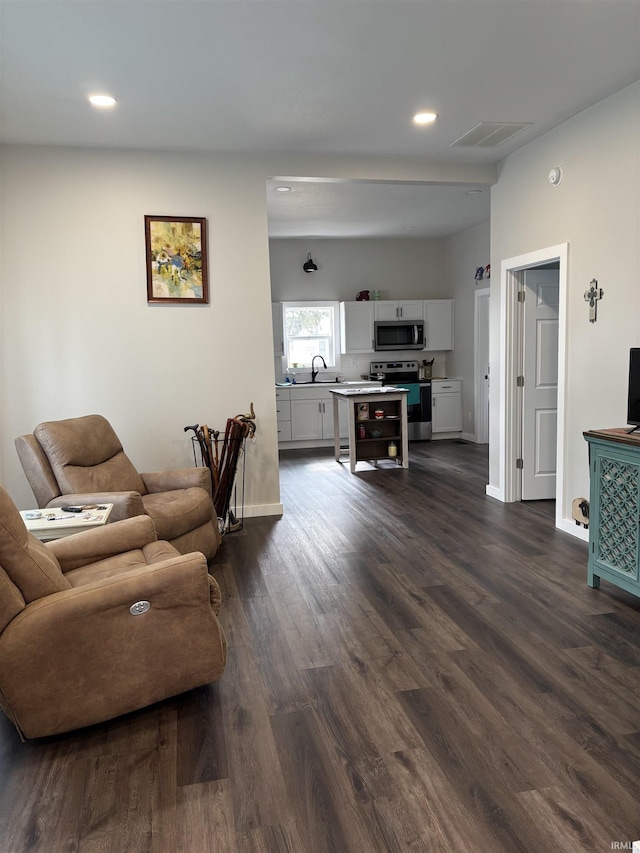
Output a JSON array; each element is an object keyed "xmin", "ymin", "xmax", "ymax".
[{"xmin": 330, "ymin": 386, "xmax": 409, "ymax": 473}]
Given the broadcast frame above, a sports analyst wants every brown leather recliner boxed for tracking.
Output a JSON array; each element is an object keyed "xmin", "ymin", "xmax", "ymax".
[
  {"xmin": 0, "ymin": 483, "xmax": 227, "ymax": 739},
  {"xmin": 15, "ymin": 414, "xmax": 221, "ymax": 560}
]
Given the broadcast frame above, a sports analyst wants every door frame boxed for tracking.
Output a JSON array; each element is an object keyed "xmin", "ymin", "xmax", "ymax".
[
  {"xmin": 495, "ymin": 243, "xmax": 580, "ymax": 536},
  {"xmin": 474, "ymin": 287, "xmax": 490, "ymax": 444}
]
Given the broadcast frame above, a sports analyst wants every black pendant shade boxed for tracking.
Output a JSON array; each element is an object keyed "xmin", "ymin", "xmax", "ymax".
[{"xmin": 303, "ymin": 253, "xmax": 318, "ymax": 273}]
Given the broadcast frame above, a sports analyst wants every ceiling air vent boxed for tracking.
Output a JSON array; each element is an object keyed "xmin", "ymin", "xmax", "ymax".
[{"xmin": 450, "ymin": 122, "xmax": 533, "ymax": 148}]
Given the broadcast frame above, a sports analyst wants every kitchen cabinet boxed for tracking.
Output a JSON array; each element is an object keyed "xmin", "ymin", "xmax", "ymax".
[
  {"xmin": 374, "ymin": 300, "xmax": 424, "ymax": 321},
  {"xmin": 432, "ymin": 379, "xmax": 462, "ymax": 433},
  {"xmin": 289, "ymin": 387, "xmax": 340, "ymax": 441},
  {"xmin": 272, "ymin": 303, "xmax": 284, "ymax": 358},
  {"xmin": 277, "ymin": 382, "xmax": 377, "ymax": 444},
  {"xmin": 290, "ymin": 397, "xmax": 337, "ymax": 440},
  {"xmin": 275, "ymin": 387, "xmax": 292, "ymax": 441},
  {"xmin": 584, "ymin": 429, "xmax": 640, "ymax": 599},
  {"xmin": 424, "ymin": 300, "xmax": 454, "ymax": 351},
  {"xmin": 340, "ymin": 301, "xmax": 374, "ymax": 354}
]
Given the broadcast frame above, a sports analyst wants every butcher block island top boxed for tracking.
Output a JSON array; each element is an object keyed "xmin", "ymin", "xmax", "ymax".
[{"xmin": 329, "ymin": 386, "xmax": 409, "ymax": 473}]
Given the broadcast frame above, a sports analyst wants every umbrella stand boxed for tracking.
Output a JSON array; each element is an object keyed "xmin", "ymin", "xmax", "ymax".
[{"xmin": 184, "ymin": 405, "xmax": 256, "ymax": 534}]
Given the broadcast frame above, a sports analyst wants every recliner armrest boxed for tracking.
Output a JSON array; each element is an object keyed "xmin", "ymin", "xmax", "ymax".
[
  {"xmin": 47, "ymin": 516, "xmax": 158, "ymax": 572},
  {"xmin": 141, "ymin": 468, "xmax": 212, "ymax": 497},
  {"xmin": 46, "ymin": 491, "xmax": 145, "ymax": 521}
]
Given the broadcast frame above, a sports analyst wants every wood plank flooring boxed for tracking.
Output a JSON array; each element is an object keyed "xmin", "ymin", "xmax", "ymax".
[{"xmin": 1, "ymin": 440, "xmax": 640, "ymax": 851}]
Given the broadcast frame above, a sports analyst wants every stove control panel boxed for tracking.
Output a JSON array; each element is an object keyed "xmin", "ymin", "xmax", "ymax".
[{"xmin": 370, "ymin": 361, "xmax": 418, "ymax": 373}]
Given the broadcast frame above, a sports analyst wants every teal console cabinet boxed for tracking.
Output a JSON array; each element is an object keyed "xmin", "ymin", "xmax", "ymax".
[{"xmin": 584, "ymin": 429, "xmax": 640, "ymax": 597}]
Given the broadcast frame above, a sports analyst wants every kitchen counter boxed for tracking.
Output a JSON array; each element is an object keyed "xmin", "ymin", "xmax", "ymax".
[
  {"xmin": 329, "ymin": 385, "xmax": 401, "ymax": 396},
  {"xmin": 275, "ymin": 380, "xmax": 378, "ymax": 388}
]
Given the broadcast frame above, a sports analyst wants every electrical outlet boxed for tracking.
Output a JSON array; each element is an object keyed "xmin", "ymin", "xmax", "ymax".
[{"xmin": 350, "ymin": 358, "xmax": 357, "ymax": 368}]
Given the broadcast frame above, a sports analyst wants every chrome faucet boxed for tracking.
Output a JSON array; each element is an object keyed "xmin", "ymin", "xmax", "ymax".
[{"xmin": 311, "ymin": 354, "xmax": 327, "ymax": 383}]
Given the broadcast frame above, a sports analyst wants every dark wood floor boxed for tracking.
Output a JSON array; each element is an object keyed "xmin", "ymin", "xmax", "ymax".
[{"xmin": 1, "ymin": 440, "xmax": 640, "ymax": 852}]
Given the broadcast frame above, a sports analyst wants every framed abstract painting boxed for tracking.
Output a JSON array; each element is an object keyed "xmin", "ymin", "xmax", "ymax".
[{"xmin": 145, "ymin": 215, "xmax": 209, "ymax": 304}]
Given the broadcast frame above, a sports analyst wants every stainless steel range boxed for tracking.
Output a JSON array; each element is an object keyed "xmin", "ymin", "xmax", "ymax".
[{"xmin": 370, "ymin": 361, "xmax": 432, "ymax": 441}]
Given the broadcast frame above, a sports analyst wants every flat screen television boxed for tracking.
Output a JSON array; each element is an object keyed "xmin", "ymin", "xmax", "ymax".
[{"xmin": 627, "ymin": 348, "xmax": 640, "ymax": 431}]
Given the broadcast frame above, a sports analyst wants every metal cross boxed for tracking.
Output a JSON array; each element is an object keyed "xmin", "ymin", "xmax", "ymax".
[{"xmin": 584, "ymin": 279, "xmax": 603, "ymax": 323}]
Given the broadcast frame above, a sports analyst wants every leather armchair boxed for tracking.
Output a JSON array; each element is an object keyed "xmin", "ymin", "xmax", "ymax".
[
  {"xmin": 15, "ymin": 414, "xmax": 221, "ymax": 560},
  {"xmin": 0, "ymin": 483, "xmax": 226, "ymax": 739}
]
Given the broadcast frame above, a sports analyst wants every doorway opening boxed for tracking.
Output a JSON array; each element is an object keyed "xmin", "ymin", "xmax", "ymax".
[
  {"xmin": 493, "ymin": 243, "xmax": 578, "ymax": 536},
  {"xmin": 474, "ymin": 287, "xmax": 490, "ymax": 444}
]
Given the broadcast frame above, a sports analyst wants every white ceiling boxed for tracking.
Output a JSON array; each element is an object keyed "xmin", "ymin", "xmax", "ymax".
[{"xmin": 2, "ymin": 0, "xmax": 639, "ymax": 238}]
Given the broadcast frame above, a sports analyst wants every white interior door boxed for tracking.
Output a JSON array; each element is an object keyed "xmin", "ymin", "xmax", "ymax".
[
  {"xmin": 475, "ymin": 289, "xmax": 490, "ymax": 444},
  {"xmin": 522, "ymin": 268, "xmax": 559, "ymax": 500}
]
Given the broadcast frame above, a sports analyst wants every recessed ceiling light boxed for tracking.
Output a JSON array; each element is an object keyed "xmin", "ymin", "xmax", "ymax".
[
  {"xmin": 465, "ymin": 190, "xmax": 483, "ymax": 195},
  {"xmin": 402, "ymin": 226, "xmax": 415, "ymax": 231},
  {"xmin": 413, "ymin": 112, "xmax": 438, "ymax": 125},
  {"xmin": 274, "ymin": 186, "xmax": 292, "ymax": 192},
  {"xmin": 89, "ymin": 94, "xmax": 117, "ymax": 108}
]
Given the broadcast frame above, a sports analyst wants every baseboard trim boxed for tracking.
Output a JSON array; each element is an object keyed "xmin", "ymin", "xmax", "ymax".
[
  {"xmin": 242, "ymin": 503, "xmax": 284, "ymax": 519},
  {"xmin": 557, "ymin": 517, "xmax": 589, "ymax": 542},
  {"xmin": 485, "ymin": 484, "xmax": 503, "ymax": 501}
]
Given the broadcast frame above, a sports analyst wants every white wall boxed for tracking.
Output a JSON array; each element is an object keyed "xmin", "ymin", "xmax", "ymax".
[
  {"xmin": 0, "ymin": 146, "xmax": 281, "ymax": 514},
  {"xmin": 489, "ymin": 81, "xmax": 640, "ymax": 527},
  {"xmin": 445, "ymin": 220, "xmax": 491, "ymax": 439},
  {"xmin": 269, "ymin": 237, "xmax": 450, "ymax": 303},
  {"xmin": 0, "ymin": 145, "xmax": 495, "ymax": 511}
]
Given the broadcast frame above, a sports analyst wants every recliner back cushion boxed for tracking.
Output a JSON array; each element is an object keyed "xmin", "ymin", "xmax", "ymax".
[
  {"xmin": 0, "ymin": 485, "xmax": 71, "ymax": 602},
  {"xmin": 34, "ymin": 415, "xmax": 146, "ymax": 497}
]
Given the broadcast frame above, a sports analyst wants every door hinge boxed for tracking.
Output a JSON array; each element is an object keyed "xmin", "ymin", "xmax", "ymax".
[
  {"xmin": 516, "ymin": 375, "xmax": 524, "ymax": 387},
  {"xmin": 516, "ymin": 458, "xmax": 524, "ymax": 469},
  {"xmin": 517, "ymin": 290, "xmax": 525, "ymax": 303}
]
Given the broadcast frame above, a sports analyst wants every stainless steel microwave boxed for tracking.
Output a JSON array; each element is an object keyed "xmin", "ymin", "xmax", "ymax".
[{"xmin": 374, "ymin": 320, "xmax": 425, "ymax": 351}]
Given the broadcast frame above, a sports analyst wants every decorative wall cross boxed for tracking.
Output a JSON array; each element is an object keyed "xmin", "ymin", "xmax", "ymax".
[{"xmin": 584, "ymin": 279, "xmax": 603, "ymax": 323}]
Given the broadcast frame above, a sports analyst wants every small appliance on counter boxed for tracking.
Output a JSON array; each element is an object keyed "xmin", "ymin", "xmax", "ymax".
[
  {"xmin": 419, "ymin": 359, "xmax": 434, "ymax": 380},
  {"xmin": 369, "ymin": 361, "xmax": 431, "ymax": 440}
]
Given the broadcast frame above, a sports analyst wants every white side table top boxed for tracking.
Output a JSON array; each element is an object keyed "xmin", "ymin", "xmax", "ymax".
[{"xmin": 20, "ymin": 504, "xmax": 114, "ymax": 541}]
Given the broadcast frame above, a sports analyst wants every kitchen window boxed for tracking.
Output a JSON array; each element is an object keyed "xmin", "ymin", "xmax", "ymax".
[{"xmin": 282, "ymin": 302, "xmax": 340, "ymax": 369}]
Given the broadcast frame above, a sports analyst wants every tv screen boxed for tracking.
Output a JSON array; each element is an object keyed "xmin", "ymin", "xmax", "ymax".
[{"xmin": 628, "ymin": 348, "xmax": 640, "ymax": 427}]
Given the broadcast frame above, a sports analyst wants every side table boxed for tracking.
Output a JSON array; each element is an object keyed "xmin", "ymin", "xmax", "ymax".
[{"xmin": 19, "ymin": 504, "xmax": 114, "ymax": 541}]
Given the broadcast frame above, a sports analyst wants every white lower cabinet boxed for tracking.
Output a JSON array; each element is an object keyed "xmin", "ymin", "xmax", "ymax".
[
  {"xmin": 291, "ymin": 398, "xmax": 331, "ymax": 440},
  {"xmin": 432, "ymin": 380, "xmax": 462, "ymax": 433},
  {"xmin": 278, "ymin": 384, "xmax": 375, "ymax": 444},
  {"xmin": 275, "ymin": 388, "xmax": 292, "ymax": 441}
]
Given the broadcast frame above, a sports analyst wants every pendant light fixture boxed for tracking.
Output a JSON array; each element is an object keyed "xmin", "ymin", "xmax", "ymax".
[{"xmin": 303, "ymin": 253, "xmax": 318, "ymax": 273}]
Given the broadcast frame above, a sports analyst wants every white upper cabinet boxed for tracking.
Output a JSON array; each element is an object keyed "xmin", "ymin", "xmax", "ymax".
[
  {"xmin": 424, "ymin": 299, "xmax": 454, "ymax": 350},
  {"xmin": 340, "ymin": 298, "xmax": 454, "ymax": 354},
  {"xmin": 340, "ymin": 301, "xmax": 374, "ymax": 353},
  {"xmin": 374, "ymin": 300, "xmax": 423, "ymax": 321},
  {"xmin": 272, "ymin": 302, "xmax": 284, "ymax": 357}
]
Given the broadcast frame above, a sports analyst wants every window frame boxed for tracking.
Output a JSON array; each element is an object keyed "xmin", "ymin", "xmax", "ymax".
[{"xmin": 281, "ymin": 301, "xmax": 341, "ymax": 371}]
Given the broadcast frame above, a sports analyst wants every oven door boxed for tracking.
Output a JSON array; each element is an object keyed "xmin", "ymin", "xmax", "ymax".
[{"xmin": 405, "ymin": 383, "xmax": 432, "ymax": 441}]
